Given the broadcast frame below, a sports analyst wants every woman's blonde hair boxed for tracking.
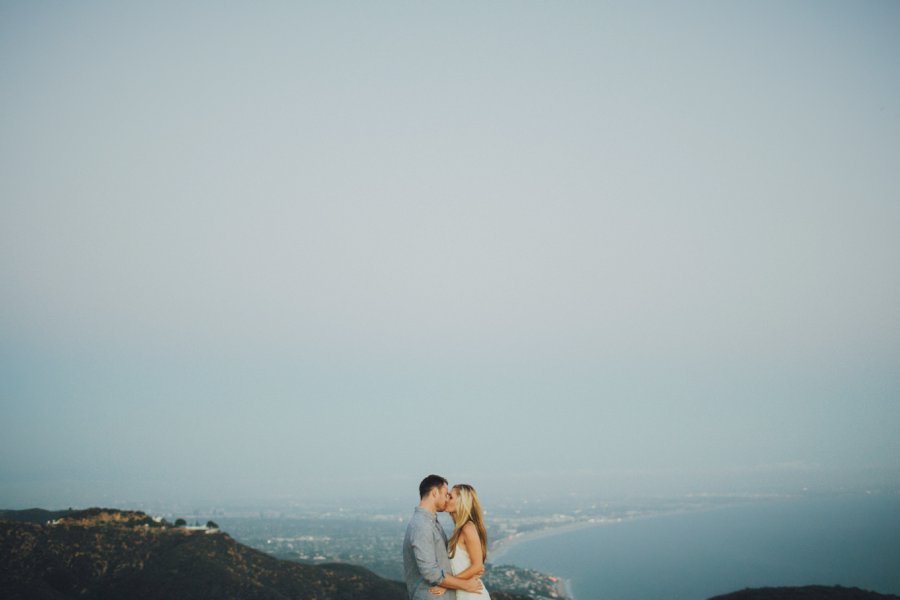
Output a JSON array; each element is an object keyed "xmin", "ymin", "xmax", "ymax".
[{"xmin": 448, "ymin": 484, "xmax": 488, "ymax": 561}]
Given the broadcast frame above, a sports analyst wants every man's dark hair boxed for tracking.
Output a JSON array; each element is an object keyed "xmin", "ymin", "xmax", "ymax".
[{"xmin": 419, "ymin": 474, "xmax": 449, "ymax": 499}]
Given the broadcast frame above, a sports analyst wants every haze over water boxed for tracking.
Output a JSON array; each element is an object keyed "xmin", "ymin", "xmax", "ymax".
[
  {"xmin": 498, "ymin": 493, "xmax": 900, "ymax": 599},
  {"xmin": 2, "ymin": 2, "xmax": 899, "ymax": 507}
]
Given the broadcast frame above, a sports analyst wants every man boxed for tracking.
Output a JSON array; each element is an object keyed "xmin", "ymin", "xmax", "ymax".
[{"xmin": 403, "ymin": 474, "xmax": 484, "ymax": 599}]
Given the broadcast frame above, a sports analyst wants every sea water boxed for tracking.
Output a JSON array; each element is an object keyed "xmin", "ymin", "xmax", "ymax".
[{"xmin": 496, "ymin": 493, "xmax": 900, "ymax": 600}]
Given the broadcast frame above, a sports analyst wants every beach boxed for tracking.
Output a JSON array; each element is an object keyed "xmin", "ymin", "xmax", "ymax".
[
  {"xmin": 490, "ymin": 518, "xmax": 614, "ymax": 563},
  {"xmin": 489, "ymin": 503, "xmax": 730, "ymax": 563},
  {"xmin": 489, "ymin": 518, "xmax": 622, "ymax": 600}
]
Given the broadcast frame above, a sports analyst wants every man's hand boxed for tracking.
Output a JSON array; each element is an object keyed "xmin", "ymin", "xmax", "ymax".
[
  {"xmin": 462, "ymin": 578, "xmax": 483, "ymax": 593},
  {"xmin": 428, "ymin": 587, "xmax": 446, "ymax": 596}
]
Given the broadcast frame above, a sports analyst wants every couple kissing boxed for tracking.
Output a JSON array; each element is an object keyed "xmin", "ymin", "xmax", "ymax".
[{"xmin": 402, "ymin": 474, "xmax": 491, "ymax": 600}]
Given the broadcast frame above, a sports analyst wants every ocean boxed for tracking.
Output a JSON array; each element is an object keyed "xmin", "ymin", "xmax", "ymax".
[{"xmin": 493, "ymin": 493, "xmax": 900, "ymax": 600}]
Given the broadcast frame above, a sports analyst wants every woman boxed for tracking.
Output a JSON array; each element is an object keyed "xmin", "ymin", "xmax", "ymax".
[{"xmin": 430, "ymin": 483, "xmax": 491, "ymax": 599}]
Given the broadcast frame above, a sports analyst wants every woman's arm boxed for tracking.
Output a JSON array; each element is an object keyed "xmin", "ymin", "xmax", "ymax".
[
  {"xmin": 453, "ymin": 522, "xmax": 486, "ymax": 580},
  {"xmin": 429, "ymin": 573, "xmax": 482, "ymax": 593}
]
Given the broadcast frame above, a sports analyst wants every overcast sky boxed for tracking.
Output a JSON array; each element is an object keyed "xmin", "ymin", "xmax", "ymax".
[{"xmin": 2, "ymin": 1, "xmax": 899, "ymax": 508}]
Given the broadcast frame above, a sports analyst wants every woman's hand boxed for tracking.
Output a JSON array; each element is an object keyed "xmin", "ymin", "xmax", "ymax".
[{"xmin": 429, "ymin": 586, "xmax": 447, "ymax": 596}]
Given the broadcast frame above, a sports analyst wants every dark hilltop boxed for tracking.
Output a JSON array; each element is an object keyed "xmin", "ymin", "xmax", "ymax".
[
  {"xmin": 709, "ymin": 587, "xmax": 900, "ymax": 600},
  {"xmin": 0, "ymin": 507, "xmax": 529, "ymax": 600}
]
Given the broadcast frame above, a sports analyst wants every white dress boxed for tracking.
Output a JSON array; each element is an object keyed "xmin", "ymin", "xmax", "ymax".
[{"xmin": 450, "ymin": 541, "xmax": 491, "ymax": 599}]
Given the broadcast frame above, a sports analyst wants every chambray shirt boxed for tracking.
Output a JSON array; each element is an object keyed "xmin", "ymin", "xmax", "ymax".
[{"xmin": 403, "ymin": 507, "xmax": 456, "ymax": 600}]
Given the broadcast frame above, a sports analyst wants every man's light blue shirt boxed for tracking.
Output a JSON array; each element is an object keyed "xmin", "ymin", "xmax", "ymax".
[{"xmin": 402, "ymin": 507, "xmax": 456, "ymax": 600}]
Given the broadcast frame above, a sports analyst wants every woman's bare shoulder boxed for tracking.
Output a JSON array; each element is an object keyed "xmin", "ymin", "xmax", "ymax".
[{"xmin": 462, "ymin": 520, "xmax": 479, "ymax": 537}]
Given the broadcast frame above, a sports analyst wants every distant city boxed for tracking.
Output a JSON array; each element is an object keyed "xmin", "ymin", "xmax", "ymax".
[{"xmin": 106, "ymin": 488, "xmax": 879, "ymax": 600}]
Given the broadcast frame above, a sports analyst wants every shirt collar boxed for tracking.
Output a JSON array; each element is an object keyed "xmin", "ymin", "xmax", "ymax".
[{"xmin": 415, "ymin": 506, "xmax": 438, "ymax": 521}]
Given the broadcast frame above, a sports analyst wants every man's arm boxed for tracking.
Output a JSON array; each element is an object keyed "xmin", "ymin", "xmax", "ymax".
[{"xmin": 410, "ymin": 525, "xmax": 446, "ymax": 586}]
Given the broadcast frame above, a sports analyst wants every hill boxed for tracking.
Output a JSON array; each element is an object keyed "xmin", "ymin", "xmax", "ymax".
[
  {"xmin": 709, "ymin": 586, "xmax": 900, "ymax": 600},
  {"xmin": 0, "ymin": 508, "xmax": 530, "ymax": 600},
  {"xmin": 0, "ymin": 508, "xmax": 79, "ymax": 524}
]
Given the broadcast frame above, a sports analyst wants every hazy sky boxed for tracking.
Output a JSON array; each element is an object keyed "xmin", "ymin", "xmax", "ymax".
[{"xmin": 2, "ymin": 1, "xmax": 899, "ymax": 507}]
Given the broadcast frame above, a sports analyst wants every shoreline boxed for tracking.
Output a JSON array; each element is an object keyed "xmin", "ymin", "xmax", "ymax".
[
  {"xmin": 488, "ymin": 504, "xmax": 766, "ymax": 599},
  {"xmin": 489, "ymin": 519, "xmax": 611, "ymax": 563},
  {"xmin": 484, "ymin": 494, "xmax": 900, "ymax": 600},
  {"xmin": 489, "ymin": 521, "xmax": 612, "ymax": 600},
  {"xmin": 564, "ymin": 578, "xmax": 575, "ymax": 600},
  {"xmin": 489, "ymin": 499, "xmax": 783, "ymax": 562}
]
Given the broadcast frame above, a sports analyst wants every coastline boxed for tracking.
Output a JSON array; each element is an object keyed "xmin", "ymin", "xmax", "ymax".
[
  {"xmin": 487, "ymin": 504, "xmax": 761, "ymax": 600},
  {"xmin": 489, "ymin": 521, "xmax": 609, "ymax": 600},
  {"xmin": 485, "ymin": 495, "xmax": 889, "ymax": 600},
  {"xmin": 547, "ymin": 575, "xmax": 574, "ymax": 600},
  {"xmin": 490, "ymin": 519, "xmax": 611, "ymax": 563},
  {"xmin": 489, "ymin": 500, "xmax": 782, "ymax": 562},
  {"xmin": 563, "ymin": 578, "xmax": 575, "ymax": 600}
]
